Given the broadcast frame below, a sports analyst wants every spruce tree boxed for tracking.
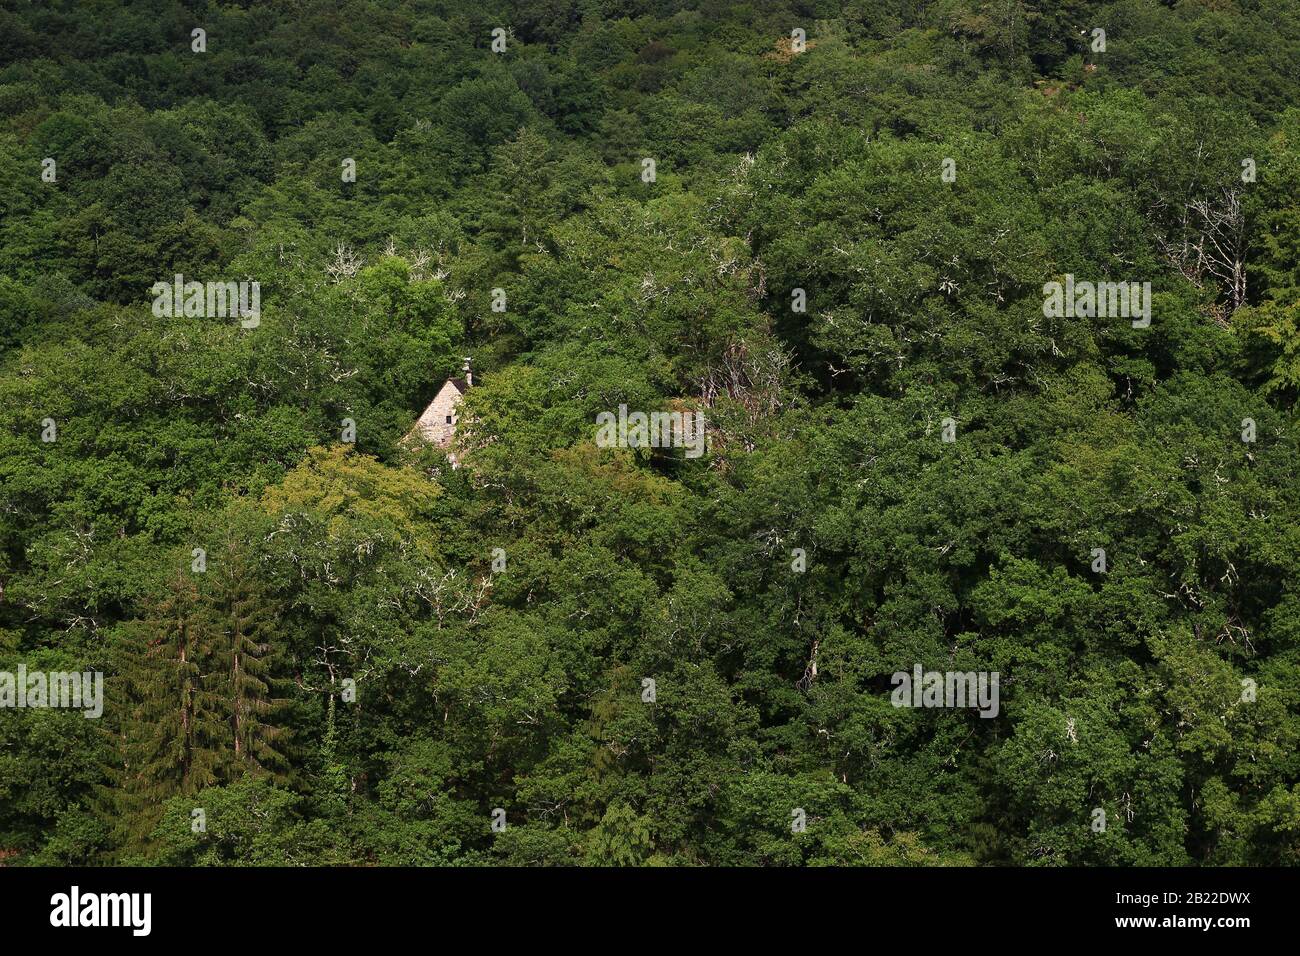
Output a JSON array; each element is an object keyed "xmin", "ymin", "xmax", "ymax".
[
  {"xmin": 205, "ymin": 535, "xmax": 291, "ymax": 782},
  {"xmin": 101, "ymin": 570, "xmax": 223, "ymax": 847}
]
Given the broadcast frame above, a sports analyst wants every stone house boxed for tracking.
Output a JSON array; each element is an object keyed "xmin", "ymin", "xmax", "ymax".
[{"xmin": 405, "ymin": 358, "xmax": 472, "ymax": 461}]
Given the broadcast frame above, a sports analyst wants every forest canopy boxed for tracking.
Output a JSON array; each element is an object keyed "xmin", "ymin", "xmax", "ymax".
[{"xmin": 1, "ymin": 0, "xmax": 1299, "ymax": 866}]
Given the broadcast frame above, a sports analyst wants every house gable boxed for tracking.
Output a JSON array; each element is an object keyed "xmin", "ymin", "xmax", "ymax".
[{"xmin": 407, "ymin": 379, "xmax": 465, "ymax": 448}]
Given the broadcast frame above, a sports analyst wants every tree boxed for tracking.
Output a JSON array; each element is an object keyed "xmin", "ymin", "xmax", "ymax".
[{"xmin": 103, "ymin": 571, "xmax": 224, "ymax": 847}]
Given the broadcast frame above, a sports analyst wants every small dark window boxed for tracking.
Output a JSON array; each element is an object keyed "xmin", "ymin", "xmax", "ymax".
[{"xmin": 445, "ymin": 415, "xmax": 453, "ymax": 424}]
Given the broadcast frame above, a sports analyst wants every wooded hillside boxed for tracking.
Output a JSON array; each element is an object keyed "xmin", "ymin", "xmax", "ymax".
[{"xmin": 1, "ymin": 0, "xmax": 1299, "ymax": 866}]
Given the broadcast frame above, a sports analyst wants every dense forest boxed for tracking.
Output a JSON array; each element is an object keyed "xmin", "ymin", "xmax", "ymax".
[{"xmin": 1, "ymin": 0, "xmax": 1299, "ymax": 867}]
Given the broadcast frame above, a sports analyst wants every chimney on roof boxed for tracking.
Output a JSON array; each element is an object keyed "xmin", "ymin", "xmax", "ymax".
[{"xmin": 463, "ymin": 356, "xmax": 472, "ymax": 388}]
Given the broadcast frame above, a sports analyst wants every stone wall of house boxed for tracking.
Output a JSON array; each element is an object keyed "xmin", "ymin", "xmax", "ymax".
[{"xmin": 411, "ymin": 381, "xmax": 464, "ymax": 447}]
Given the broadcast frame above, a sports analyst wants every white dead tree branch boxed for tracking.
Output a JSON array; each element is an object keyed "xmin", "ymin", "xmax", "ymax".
[{"xmin": 1161, "ymin": 187, "xmax": 1246, "ymax": 323}]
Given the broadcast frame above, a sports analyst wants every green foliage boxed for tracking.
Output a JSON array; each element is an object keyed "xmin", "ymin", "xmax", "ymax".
[{"xmin": 2, "ymin": 0, "xmax": 1299, "ymax": 867}]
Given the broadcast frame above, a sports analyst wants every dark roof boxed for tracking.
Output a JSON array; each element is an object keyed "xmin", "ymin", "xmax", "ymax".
[{"xmin": 447, "ymin": 377, "xmax": 470, "ymax": 392}]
